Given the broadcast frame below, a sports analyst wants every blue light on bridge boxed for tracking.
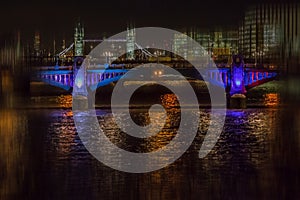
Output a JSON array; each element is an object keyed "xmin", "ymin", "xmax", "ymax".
[
  {"xmin": 230, "ymin": 55, "xmax": 246, "ymax": 96},
  {"xmin": 104, "ymin": 63, "xmax": 109, "ymax": 69},
  {"xmin": 75, "ymin": 77, "xmax": 83, "ymax": 88},
  {"xmin": 235, "ymin": 80, "xmax": 241, "ymax": 86},
  {"xmin": 35, "ymin": 59, "xmax": 278, "ymax": 95},
  {"xmin": 73, "ymin": 68, "xmax": 87, "ymax": 95}
]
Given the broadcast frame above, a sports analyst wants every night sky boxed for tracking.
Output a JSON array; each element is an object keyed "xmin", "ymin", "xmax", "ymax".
[{"xmin": 0, "ymin": 0, "xmax": 275, "ymax": 47}]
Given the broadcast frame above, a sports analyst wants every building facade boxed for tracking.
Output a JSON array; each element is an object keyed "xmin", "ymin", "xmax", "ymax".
[
  {"xmin": 240, "ymin": 3, "xmax": 300, "ymax": 71},
  {"xmin": 172, "ymin": 28, "xmax": 239, "ymax": 63}
]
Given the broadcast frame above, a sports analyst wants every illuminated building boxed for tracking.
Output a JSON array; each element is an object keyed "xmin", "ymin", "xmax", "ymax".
[
  {"xmin": 240, "ymin": 3, "xmax": 300, "ymax": 71},
  {"xmin": 34, "ymin": 31, "xmax": 41, "ymax": 57},
  {"xmin": 187, "ymin": 28, "xmax": 210, "ymax": 60},
  {"xmin": 62, "ymin": 39, "xmax": 66, "ymax": 50},
  {"xmin": 126, "ymin": 24, "xmax": 135, "ymax": 60},
  {"xmin": 172, "ymin": 32, "xmax": 188, "ymax": 60},
  {"xmin": 0, "ymin": 31, "xmax": 23, "ymax": 68},
  {"xmin": 172, "ymin": 28, "xmax": 238, "ymax": 62},
  {"xmin": 211, "ymin": 29, "xmax": 239, "ymax": 62},
  {"xmin": 196, "ymin": 32, "xmax": 211, "ymax": 53},
  {"xmin": 172, "ymin": 28, "xmax": 212, "ymax": 61},
  {"xmin": 74, "ymin": 22, "xmax": 84, "ymax": 57}
]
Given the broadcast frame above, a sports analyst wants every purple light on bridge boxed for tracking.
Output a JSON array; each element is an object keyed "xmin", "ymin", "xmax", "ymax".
[
  {"xmin": 230, "ymin": 55, "xmax": 246, "ymax": 96},
  {"xmin": 75, "ymin": 77, "xmax": 83, "ymax": 88},
  {"xmin": 235, "ymin": 80, "xmax": 241, "ymax": 86}
]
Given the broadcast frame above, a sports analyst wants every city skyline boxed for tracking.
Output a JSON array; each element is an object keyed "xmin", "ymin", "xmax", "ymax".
[
  {"xmin": 1, "ymin": 1, "xmax": 300, "ymax": 73},
  {"xmin": 0, "ymin": 0, "xmax": 262, "ymax": 43}
]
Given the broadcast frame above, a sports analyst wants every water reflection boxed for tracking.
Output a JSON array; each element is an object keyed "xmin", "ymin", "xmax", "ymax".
[
  {"xmin": 95, "ymin": 104, "xmax": 281, "ymax": 199},
  {"xmin": 47, "ymin": 110, "xmax": 76, "ymax": 157},
  {"xmin": 0, "ymin": 104, "xmax": 295, "ymax": 199},
  {"xmin": 161, "ymin": 93, "xmax": 179, "ymax": 108},
  {"xmin": 206, "ymin": 109, "xmax": 277, "ymax": 167},
  {"xmin": 1, "ymin": 70, "xmax": 15, "ymax": 108},
  {"xmin": 56, "ymin": 95, "xmax": 73, "ymax": 108},
  {"xmin": 0, "ymin": 109, "xmax": 28, "ymax": 199},
  {"xmin": 0, "ymin": 77, "xmax": 299, "ymax": 199},
  {"xmin": 264, "ymin": 93, "xmax": 279, "ymax": 107}
]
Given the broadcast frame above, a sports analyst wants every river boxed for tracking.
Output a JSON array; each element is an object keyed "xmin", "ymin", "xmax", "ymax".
[{"xmin": 0, "ymin": 71, "xmax": 299, "ymax": 199}]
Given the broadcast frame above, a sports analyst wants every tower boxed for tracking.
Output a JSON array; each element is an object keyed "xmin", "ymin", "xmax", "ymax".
[
  {"xmin": 230, "ymin": 54, "xmax": 246, "ymax": 96},
  {"xmin": 126, "ymin": 24, "xmax": 135, "ymax": 60},
  {"xmin": 74, "ymin": 22, "xmax": 84, "ymax": 57},
  {"xmin": 34, "ymin": 31, "xmax": 41, "ymax": 56}
]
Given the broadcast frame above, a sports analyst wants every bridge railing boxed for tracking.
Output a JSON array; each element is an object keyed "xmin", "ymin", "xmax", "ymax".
[
  {"xmin": 203, "ymin": 67, "xmax": 279, "ymax": 89},
  {"xmin": 34, "ymin": 66, "xmax": 73, "ymax": 71}
]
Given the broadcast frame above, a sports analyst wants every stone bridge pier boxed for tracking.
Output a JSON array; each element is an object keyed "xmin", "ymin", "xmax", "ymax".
[{"xmin": 228, "ymin": 55, "xmax": 247, "ymax": 109}]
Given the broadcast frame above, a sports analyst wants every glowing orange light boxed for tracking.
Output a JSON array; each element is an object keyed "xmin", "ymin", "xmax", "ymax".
[
  {"xmin": 56, "ymin": 95, "xmax": 73, "ymax": 108},
  {"xmin": 264, "ymin": 93, "xmax": 279, "ymax": 107},
  {"xmin": 161, "ymin": 94, "xmax": 179, "ymax": 108}
]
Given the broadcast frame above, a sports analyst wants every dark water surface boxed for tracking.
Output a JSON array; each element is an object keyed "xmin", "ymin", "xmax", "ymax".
[{"xmin": 0, "ymin": 77, "xmax": 300, "ymax": 200}]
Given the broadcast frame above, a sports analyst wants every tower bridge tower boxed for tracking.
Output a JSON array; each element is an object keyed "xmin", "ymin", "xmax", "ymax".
[
  {"xmin": 126, "ymin": 24, "xmax": 135, "ymax": 60},
  {"xmin": 74, "ymin": 22, "xmax": 84, "ymax": 57}
]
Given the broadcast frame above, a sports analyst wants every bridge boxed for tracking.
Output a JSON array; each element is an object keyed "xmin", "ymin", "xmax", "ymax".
[
  {"xmin": 55, "ymin": 23, "xmax": 154, "ymax": 64},
  {"xmin": 33, "ymin": 24, "xmax": 279, "ymax": 108},
  {"xmin": 33, "ymin": 55, "xmax": 278, "ymax": 101},
  {"xmin": 34, "ymin": 66, "xmax": 127, "ymax": 92}
]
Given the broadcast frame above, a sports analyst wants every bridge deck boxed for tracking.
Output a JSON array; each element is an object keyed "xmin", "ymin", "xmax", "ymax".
[{"xmin": 33, "ymin": 66, "xmax": 279, "ymax": 93}]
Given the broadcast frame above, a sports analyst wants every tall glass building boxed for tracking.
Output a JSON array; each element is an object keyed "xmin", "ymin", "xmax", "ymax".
[{"xmin": 239, "ymin": 3, "xmax": 300, "ymax": 72}]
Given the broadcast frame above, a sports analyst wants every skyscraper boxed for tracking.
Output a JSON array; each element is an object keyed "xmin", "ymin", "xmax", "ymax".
[
  {"xmin": 34, "ymin": 31, "xmax": 41, "ymax": 57},
  {"xmin": 239, "ymin": 3, "xmax": 300, "ymax": 71}
]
